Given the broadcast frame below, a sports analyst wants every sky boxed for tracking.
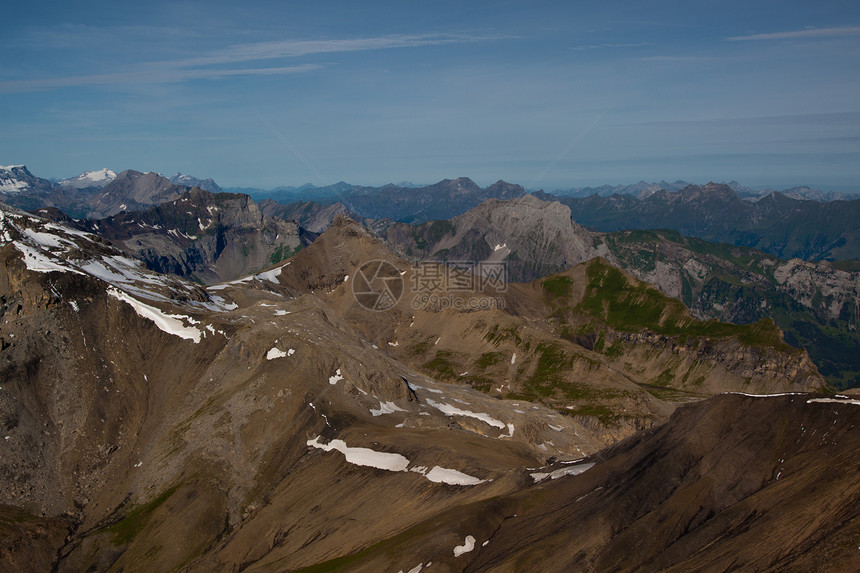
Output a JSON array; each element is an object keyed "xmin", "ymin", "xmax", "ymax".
[{"xmin": 1, "ymin": 1, "xmax": 859, "ymax": 191}]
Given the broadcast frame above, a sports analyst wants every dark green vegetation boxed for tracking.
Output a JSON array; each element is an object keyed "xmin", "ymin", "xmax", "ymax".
[
  {"xmin": 104, "ymin": 485, "xmax": 180, "ymax": 544},
  {"xmin": 541, "ymin": 276, "xmax": 572, "ymax": 299},
  {"xmin": 603, "ymin": 231, "xmax": 860, "ymax": 389},
  {"xmin": 577, "ymin": 260, "xmax": 790, "ymax": 351}
]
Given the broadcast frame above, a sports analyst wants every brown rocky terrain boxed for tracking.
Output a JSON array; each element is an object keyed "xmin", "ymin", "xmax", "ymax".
[
  {"xmin": 261, "ymin": 217, "xmax": 824, "ymax": 446},
  {"xmin": 0, "ymin": 203, "xmax": 849, "ymax": 572}
]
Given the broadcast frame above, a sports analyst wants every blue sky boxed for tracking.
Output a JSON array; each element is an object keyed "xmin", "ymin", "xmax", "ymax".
[{"xmin": 1, "ymin": 1, "xmax": 859, "ymax": 190}]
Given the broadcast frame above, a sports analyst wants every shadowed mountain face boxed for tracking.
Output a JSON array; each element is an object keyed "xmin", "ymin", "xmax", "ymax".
[
  {"xmin": 72, "ymin": 187, "xmax": 311, "ymax": 284},
  {"xmin": 259, "ymin": 199, "xmax": 366, "ymax": 233},
  {"xmin": 0, "ymin": 202, "xmax": 853, "ymax": 571},
  {"xmin": 340, "ymin": 177, "xmax": 527, "ymax": 223},
  {"xmin": 539, "ymin": 182, "xmax": 860, "ymax": 261}
]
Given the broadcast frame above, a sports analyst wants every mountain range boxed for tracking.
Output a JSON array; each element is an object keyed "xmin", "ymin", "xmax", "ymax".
[
  {"xmin": 0, "ymin": 199, "xmax": 856, "ymax": 571},
  {"xmin": 252, "ymin": 178, "xmax": 860, "ymax": 262},
  {"xmin": 6, "ymin": 165, "xmax": 860, "ymax": 262},
  {"xmin": 1, "ymin": 164, "xmax": 859, "ymax": 570},
  {"xmin": 536, "ymin": 182, "xmax": 860, "ymax": 260},
  {"xmin": 1, "ymin": 166, "xmax": 222, "ymax": 219}
]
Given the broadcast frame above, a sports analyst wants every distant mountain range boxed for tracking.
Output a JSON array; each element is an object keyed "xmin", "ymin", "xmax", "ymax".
[
  {"xmin": 0, "ymin": 166, "xmax": 220, "ymax": 219},
  {"xmin": 536, "ymin": 182, "xmax": 860, "ymax": 260},
  {"xmin": 83, "ymin": 188, "xmax": 311, "ymax": 283},
  {"xmin": 550, "ymin": 179, "xmax": 860, "ymax": 202},
  {"xmin": 168, "ymin": 172, "xmax": 222, "ymax": 193},
  {"xmin": 236, "ymin": 177, "xmax": 528, "ymax": 224}
]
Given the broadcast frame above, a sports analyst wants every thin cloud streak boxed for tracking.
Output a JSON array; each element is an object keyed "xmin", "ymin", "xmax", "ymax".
[
  {"xmin": 0, "ymin": 32, "xmax": 505, "ymax": 94},
  {"xmin": 570, "ymin": 42, "xmax": 653, "ymax": 51},
  {"xmin": 174, "ymin": 32, "xmax": 508, "ymax": 68},
  {"xmin": 612, "ymin": 111, "xmax": 860, "ymax": 128},
  {"xmin": 727, "ymin": 26, "xmax": 860, "ymax": 41},
  {"xmin": 0, "ymin": 64, "xmax": 322, "ymax": 93},
  {"xmin": 636, "ymin": 55, "xmax": 724, "ymax": 62}
]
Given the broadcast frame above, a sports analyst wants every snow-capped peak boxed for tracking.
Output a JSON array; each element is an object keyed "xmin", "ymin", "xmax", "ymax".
[
  {"xmin": 0, "ymin": 165, "xmax": 33, "ymax": 194},
  {"xmin": 59, "ymin": 168, "xmax": 117, "ymax": 189},
  {"xmin": 81, "ymin": 168, "xmax": 116, "ymax": 182}
]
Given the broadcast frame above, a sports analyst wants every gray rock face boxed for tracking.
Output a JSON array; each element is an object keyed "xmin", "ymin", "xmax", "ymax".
[
  {"xmin": 78, "ymin": 187, "xmax": 309, "ymax": 284},
  {"xmin": 87, "ymin": 170, "xmax": 188, "ymax": 218},
  {"xmin": 384, "ymin": 194, "xmax": 607, "ymax": 282}
]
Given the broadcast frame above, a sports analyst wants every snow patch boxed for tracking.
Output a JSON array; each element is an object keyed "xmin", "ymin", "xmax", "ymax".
[
  {"xmin": 453, "ymin": 535, "xmax": 476, "ymax": 557},
  {"xmin": 266, "ymin": 348, "xmax": 288, "ymax": 360},
  {"xmin": 307, "ymin": 437, "xmax": 410, "ymax": 472},
  {"xmin": 725, "ymin": 392, "xmax": 806, "ymax": 398},
  {"xmin": 15, "ymin": 243, "xmax": 82, "ymax": 275},
  {"xmin": 255, "ymin": 265, "xmax": 284, "ymax": 284},
  {"xmin": 329, "ymin": 369, "xmax": 344, "ymax": 385},
  {"xmin": 807, "ymin": 397, "xmax": 860, "ymax": 406},
  {"xmin": 107, "ymin": 287, "xmax": 202, "ymax": 343},
  {"xmin": 530, "ymin": 462, "xmax": 595, "ymax": 482},
  {"xmin": 426, "ymin": 399, "xmax": 506, "ymax": 429},
  {"xmin": 23, "ymin": 228, "xmax": 73, "ymax": 249},
  {"xmin": 423, "ymin": 466, "xmax": 486, "ymax": 486},
  {"xmin": 370, "ymin": 401, "xmax": 407, "ymax": 416}
]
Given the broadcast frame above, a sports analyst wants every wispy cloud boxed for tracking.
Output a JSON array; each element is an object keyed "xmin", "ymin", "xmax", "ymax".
[
  {"xmin": 635, "ymin": 55, "xmax": 723, "ymax": 62},
  {"xmin": 0, "ymin": 64, "xmax": 321, "ymax": 93},
  {"xmin": 570, "ymin": 42, "xmax": 653, "ymax": 51},
  {"xmin": 173, "ymin": 33, "xmax": 506, "ymax": 67},
  {"xmin": 613, "ymin": 111, "xmax": 860, "ymax": 128},
  {"xmin": 0, "ymin": 32, "xmax": 505, "ymax": 93},
  {"xmin": 727, "ymin": 26, "xmax": 860, "ymax": 41}
]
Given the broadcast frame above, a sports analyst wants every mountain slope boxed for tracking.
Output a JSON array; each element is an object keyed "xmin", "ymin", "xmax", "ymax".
[
  {"xmin": 260, "ymin": 217, "xmax": 824, "ymax": 447},
  {"xmin": 259, "ymin": 199, "xmax": 364, "ymax": 233},
  {"xmin": 383, "ymin": 193, "xmax": 600, "ymax": 281},
  {"xmin": 313, "ymin": 393, "xmax": 860, "ymax": 572}
]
